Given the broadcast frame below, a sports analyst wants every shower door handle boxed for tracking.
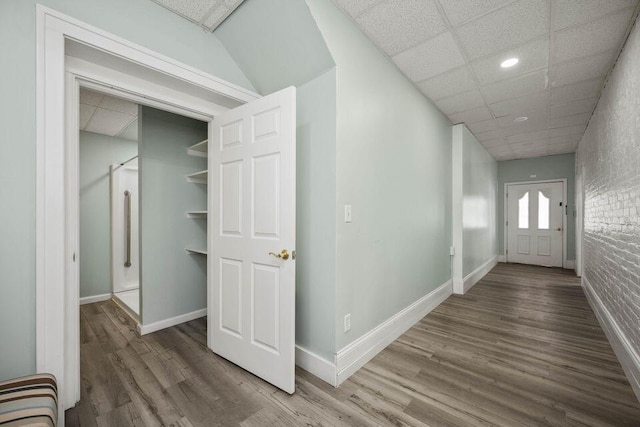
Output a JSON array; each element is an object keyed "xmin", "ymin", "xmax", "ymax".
[{"xmin": 124, "ymin": 190, "xmax": 132, "ymax": 268}]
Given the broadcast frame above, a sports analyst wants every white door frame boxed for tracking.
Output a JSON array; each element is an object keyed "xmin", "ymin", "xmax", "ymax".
[
  {"xmin": 36, "ymin": 5, "xmax": 259, "ymax": 422},
  {"xmin": 503, "ymin": 179, "xmax": 568, "ymax": 269},
  {"xmin": 575, "ymin": 165, "xmax": 584, "ymax": 277}
]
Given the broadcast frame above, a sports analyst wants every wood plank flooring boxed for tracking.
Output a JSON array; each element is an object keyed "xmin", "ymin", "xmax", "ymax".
[{"xmin": 66, "ymin": 263, "xmax": 640, "ymax": 426}]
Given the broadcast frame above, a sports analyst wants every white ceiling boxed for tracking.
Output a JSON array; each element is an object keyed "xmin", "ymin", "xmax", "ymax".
[
  {"xmin": 333, "ymin": 0, "xmax": 640, "ymax": 160},
  {"xmin": 79, "ymin": 89, "xmax": 138, "ymax": 140},
  {"xmin": 150, "ymin": 0, "xmax": 245, "ymax": 31}
]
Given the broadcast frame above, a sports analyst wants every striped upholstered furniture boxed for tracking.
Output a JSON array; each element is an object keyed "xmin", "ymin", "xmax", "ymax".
[{"xmin": 0, "ymin": 374, "xmax": 57, "ymax": 426}]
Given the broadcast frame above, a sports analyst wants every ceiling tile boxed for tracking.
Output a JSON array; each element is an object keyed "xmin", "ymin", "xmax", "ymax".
[
  {"xmin": 79, "ymin": 89, "xmax": 103, "ymax": 107},
  {"xmin": 439, "ymin": 0, "xmax": 514, "ymax": 26},
  {"xmin": 483, "ymin": 138, "xmax": 509, "ymax": 147},
  {"xmin": 489, "ymin": 91, "xmax": 548, "ymax": 117},
  {"xmin": 356, "ymin": 0, "xmax": 447, "ymax": 56},
  {"xmin": 99, "ymin": 94, "xmax": 138, "ymax": 115},
  {"xmin": 552, "ymin": 8, "xmax": 635, "ymax": 63},
  {"xmin": 549, "ymin": 124, "xmax": 586, "ymax": 137},
  {"xmin": 204, "ymin": 4, "xmax": 231, "ymax": 28},
  {"xmin": 332, "ymin": 0, "xmax": 384, "ymax": 17},
  {"xmin": 417, "ymin": 66, "xmax": 477, "ymax": 100},
  {"xmin": 553, "ymin": 0, "xmax": 637, "ymax": 30},
  {"xmin": 448, "ymin": 106, "xmax": 493, "ymax": 124},
  {"xmin": 500, "ymin": 116, "xmax": 549, "ymax": 135},
  {"xmin": 507, "ymin": 130, "xmax": 549, "ymax": 143},
  {"xmin": 550, "ymin": 134, "xmax": 582, "ymax": 145},
  {"xmin": 475, "ymin": 128, "xmax": 506, "ymax": 141},
  {"xmin": 153, "ymin": 0, "xmax": 217, "ymax": 22},
  {"xmin": 482, "ymin": 69, "xmax": 548, "ymax": 103},
  {"xmin": 435, "ymin": 90, "xmax": 485, "ymax": 114},
  {"xmin": 550, "ymin": 77, "xmax": 603, "ymax": 105},
  {"xmin": 393, "ymin": 31, "xmax": 465, "ymax": 81},
  {"xmin": 550, "ymin": 50, "xmax": 616, "ymax": 87},
  {"xmin": 471, "ymin": 38, "xmax": 549, "ymax": 85},
  {"xmin": 549, "ymin": 112, "xmax": 591, "ymax": 129},
  {"xmin": 467, "ymin": 119, "xmax": 498, "ymax": 134},
  {"xmin": 455, "ymin": 0, "xmax": 549, "ymax": 60},
  {"xmin": 79, "ymin": 105, "xmax": 95, "ymax": 130},
  {"xmin": 85, "ymin": 109, "xmax": 136, "ymax": 137},
  {"xmin": 549, "ymin": 97, "xmax": 597, "ymax": 118}
]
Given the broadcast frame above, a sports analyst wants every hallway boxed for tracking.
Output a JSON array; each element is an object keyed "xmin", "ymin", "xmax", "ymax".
[{"xmin": 67, "ymin": 264, "xmax": 640, "ymax": 426}]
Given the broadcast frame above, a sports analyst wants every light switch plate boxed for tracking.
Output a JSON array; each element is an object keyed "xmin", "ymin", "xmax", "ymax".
[{"xmin": 344, "ymin": 205, "xmax": 352, "ymax": 223}]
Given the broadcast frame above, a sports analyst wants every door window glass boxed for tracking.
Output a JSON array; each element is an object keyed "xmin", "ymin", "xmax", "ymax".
[
  {"xmin": 518, "ymin": 192, "xmax": 529, "ymax": 229},
  {"xmin": 538, "ymin": 191, "xmax": 550, "ymax": 229}
]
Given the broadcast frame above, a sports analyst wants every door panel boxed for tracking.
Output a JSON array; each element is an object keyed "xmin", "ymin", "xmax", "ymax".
[
  {"xmin": 208, "ymin": 86, "xmax": 296, "ymax": 394},
  {"xmin": 507, "ymin": 182, "xmax": 563, "ymax": 267}
]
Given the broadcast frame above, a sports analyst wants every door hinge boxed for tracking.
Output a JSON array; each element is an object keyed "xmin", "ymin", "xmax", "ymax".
[
  {"xmin": 72, "ymin": 253, "xmax": 76, "ymax": 262},
  {"xmin": 506, "ymin": 249, "xmax": 508, "ymax": 255},
  {"xmin": 506, "ymin": 220, "xmax": 508, "ymax": 226}
]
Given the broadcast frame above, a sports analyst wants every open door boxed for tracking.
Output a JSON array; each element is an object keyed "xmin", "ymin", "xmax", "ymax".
[{"xmin": 208, "ymin": 86, "xmax": 296, "ymax": 393}]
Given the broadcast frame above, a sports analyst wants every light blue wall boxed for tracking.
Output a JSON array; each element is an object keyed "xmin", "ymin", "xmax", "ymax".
[
  {"xmin": 461, "ymin": 127, "xmax": 497, "ymax": 277},
  {"xmin": 0, "ymin": 0, "xmax": 252, "ymax": 379},
  {"xmin": 295, "ymin": 69, "xmax": 337, "ymax": 361},
  {"xmin": 497, "ymin": 153, "xmax": 576, "ymax": 260},
  {"xmin": 307, "ymin": 0, "xmax": 454, "ymax": 351},
  {"xmin": 139, "ymin": 107, "xmax": 207, "ymax": 325},
  {"xmin": 215, "ymin": 0, "xmax": 335, "ymax": 95},
  {"xmin": 215, "ymin": 0, "xmax": 337, "ymax": 360},
  {"xmin": 79, "ymin": 131, "xmax": 137, "ymax": 298}
]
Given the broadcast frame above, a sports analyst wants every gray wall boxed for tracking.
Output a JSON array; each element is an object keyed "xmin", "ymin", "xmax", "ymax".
[
  {"xmin": 139, "ymin": 107, "xmax": 208, "ymax": 325},
  {"xmin": 79, "ymin": 131, "xmax": 137, "ymax": 298},
  {"xmin": 454, "ymin": 125, "xmax": 498, "ymax": 278},
  {"xmin": 307, "ymin": 0, "xmax": 454, "ymax": 351},
  {"xmin": 497, "ymin": 153, "xmax": 576, "ymax": 260},
  {"xmin": 215, "ymin": 0, "xmax": 335, "ymax": 95},
  {"xmin": 0, "ymin": 0, "xmax": 253, "ymax": 379},
  {"xmin": 577, "ymin": 19, "xmax": 640, "ymax": 360},
  {"xmin": 295, "ymin": 69, "xmax": 337, "ymax": 361}
]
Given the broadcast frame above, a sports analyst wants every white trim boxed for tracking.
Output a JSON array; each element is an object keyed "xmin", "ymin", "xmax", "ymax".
[
  {"xmin": 137, "ymin": 309, "xmax": 207, "ymax": 335},
  {"xmin": 504, "ymin": 179, "xmax": 568, "ymax": 268},
  {"xmin": 451, "ymin": 125, "xmax": 464, "ymax": 294},
  {"xmin": 565, "ymin": 260, "xmax": 575, "ymax": 270},
  {"xmin": 295, "ymin": 346, "xmax": 337, "ymax": 387},
  {"xmin": 35, "ymin": 6, "xmax": 259, "ymax": 418},
  {"xmin": 335, "ymin": 279, "xmax": 453, "ymax": 385},
  {"xmin": 79, "ymin": 294, "xmax": 112, "ymax": 305},
  {"xmin": 462, "ymin": 256, "xmax": 497, "ymax": 294},
  {"xmin": 582, "ymin": 276, "xmax": 640, "ymax": 402},
  {"xmin": 498, "ymin": 255, "xmax": 506, "ymax": 263}
]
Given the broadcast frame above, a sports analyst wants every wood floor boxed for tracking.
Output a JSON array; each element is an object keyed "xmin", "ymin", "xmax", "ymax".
[{"xmin": 67, "ymin": 263, "xmax": 640, "ymax": 426}]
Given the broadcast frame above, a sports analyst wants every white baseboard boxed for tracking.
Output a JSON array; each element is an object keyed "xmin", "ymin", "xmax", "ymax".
[
  {"xmin": 498, "ymin": 255, "xmax": 506, "ymax": 263},
  {"xmin": 565, "ymin": 259, "xmax": 575, "ymax": 270},
  {"xmin": 295, "ymin": 346, "xmax": 337, "ymax": 386},
  {"xmin": 79, "ymin": 293, "xmax": 111, "ymax": 305},
  {"xmin": 462, "ymin": 256, "xmax": 497, "ymax": 294},
  {"xmin": 582, "ymin": 276, "xmax": 640, "ymax": 403},
  {"xmin": 335, "ymin": 279, "xmax": 452, "ymax": 385},
  {"xmin": 137, "ymin": 308, "xmax": 207, "ymax": 335}
]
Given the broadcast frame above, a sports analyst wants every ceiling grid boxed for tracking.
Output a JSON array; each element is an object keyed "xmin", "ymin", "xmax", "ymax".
[{"xmin": 333, "ymin": 0, "xmax": 640, "ymax": 160}]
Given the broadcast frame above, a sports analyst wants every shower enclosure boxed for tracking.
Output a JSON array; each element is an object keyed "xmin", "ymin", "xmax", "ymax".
[{"xmin": 111, "ymin": 157, "xmax": 139, "ymax": 317}]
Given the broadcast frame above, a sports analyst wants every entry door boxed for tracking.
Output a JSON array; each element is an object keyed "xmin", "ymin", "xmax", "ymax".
[
  {"xmin": 507, "ymin": 182, "xmax": 564, "ymax": 267},
  {"xmin": 208, "ymin": 87, "xmax": 296, "ymax": 393}
]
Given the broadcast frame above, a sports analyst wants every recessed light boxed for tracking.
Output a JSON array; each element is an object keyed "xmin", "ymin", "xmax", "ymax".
[
  {"xmin": 514, "ymin": 116, "xmax": 528, "ymax": 122},
  {"xmin": 501, "ymin": 57, "xmax": 519, "ymax": 68}
]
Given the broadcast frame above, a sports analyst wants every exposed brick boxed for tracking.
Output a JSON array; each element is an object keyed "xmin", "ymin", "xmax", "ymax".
[{"xmin": 577, "ymin": 17, "xmax": 640, "ymax": 353}]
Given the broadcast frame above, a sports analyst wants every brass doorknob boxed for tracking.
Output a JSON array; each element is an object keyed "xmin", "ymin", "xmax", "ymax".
[{"xmin": 269, "ymin": 249, "xmax": 290, "ymax": 260}]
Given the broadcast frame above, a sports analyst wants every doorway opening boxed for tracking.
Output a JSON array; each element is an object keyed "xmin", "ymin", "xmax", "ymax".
[{"xmin": 505, "ymin": 180, "xmax": 567, "ymax": 268}]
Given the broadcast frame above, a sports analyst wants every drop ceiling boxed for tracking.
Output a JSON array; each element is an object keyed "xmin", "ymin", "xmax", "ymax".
[
  {"xmin": 150, "ymin": 0, "xmax": 245, "ymax": 31},
  {"xmin": 79, "ymin": 89, "xmax": 138, "ymax": 140},
  {"xmin": 333, "ymin": 0, "xmax": 640, "ymax": 160}
]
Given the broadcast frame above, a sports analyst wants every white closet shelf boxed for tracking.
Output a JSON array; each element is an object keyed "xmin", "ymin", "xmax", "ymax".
[
  {"xmin": 187, "ymin": 139, "xmax": 208, "ymax": 158},
  {"xmin": 185, "ymin": 248, "xmax": 207, "ymax": 256},
  {"xmin": 186, "ymin": 170, "xmax": 207, "ymax": 184},
  {"xmin": 186, "ymin": 210, "xmax": 207, "ymax": 218}
]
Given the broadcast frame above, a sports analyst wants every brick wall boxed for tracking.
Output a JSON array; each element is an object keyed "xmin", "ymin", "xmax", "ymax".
[{"xmin": 576, "ymin": 17, "xmax": 640, "ymax": 351}]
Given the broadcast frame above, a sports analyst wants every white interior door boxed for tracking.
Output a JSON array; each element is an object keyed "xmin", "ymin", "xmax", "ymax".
[
  {"xmin": 507, "ymin": 182, "xmax": 564, "ymax": 267},
  {"xmin": 208, "ymin": 86, "xmax": 296, "ymax": 393}
]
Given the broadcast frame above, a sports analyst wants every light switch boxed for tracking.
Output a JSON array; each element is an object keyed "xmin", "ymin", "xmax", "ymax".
[{"xmin": 344, "ymin": 205, "xmax": 352, "ymax": 223}]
